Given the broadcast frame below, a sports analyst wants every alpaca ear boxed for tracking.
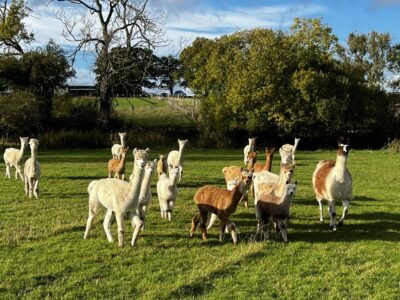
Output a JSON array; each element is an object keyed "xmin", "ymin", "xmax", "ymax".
[
  {"xmin": 153, "ymin": 159, "xmax": 158, "ymax": 164},
  {"xmin": 286, "ymin": 180, "xmax": 290, "ymax": 184},
  {"xmin": 126, "ymin": 146, "xmax": 129, "ymax": 150},
  {"xmin": 145, "ymin": 148, "xmax": 149, "ymax": 152},
  {"xmin": 133, "ymin": 148, "xmax": 138, "ymax": 153},
  {"xmin": 294, "ymin": 180, "xmax": 298, "ymax": 185},
  {"xmin": 338, "ymin": 136, "xmax": 345, "ymax": 145}
]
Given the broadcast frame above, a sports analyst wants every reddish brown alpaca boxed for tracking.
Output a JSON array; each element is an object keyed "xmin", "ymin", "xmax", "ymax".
[
  {"xmin": 108, "ymin": 147, "xmax": 128, "ymax": 180},
  {"xmin": 253, "ymin": 147, "xmax": 275, "ymax": 173},
  {"xmin": 190, "ymin": 169, "xmax": 253, "ymax": 245}
]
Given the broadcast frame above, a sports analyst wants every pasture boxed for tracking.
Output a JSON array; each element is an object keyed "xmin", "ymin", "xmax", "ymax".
[{"xmin": 0, "ymin": 149, "xmax": 399, "ymax": 299}]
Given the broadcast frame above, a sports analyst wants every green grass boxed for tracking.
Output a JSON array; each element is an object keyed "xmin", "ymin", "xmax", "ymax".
[
  {"xmin": 0, "ymin": 149, "xmax": 399, "ymax": 299},
  {"xmin": 113, "ymin": 97, "xmax": 196, "ymax": 128}
]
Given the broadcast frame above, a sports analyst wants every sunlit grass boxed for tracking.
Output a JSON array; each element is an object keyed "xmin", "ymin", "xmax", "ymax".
[{"xmin": 0, "ymin": 149, "xmax": 399, "ymax": 299}]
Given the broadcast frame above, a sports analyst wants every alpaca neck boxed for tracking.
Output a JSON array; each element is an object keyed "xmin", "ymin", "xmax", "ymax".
[
  {"xmin": 265, "ymin": 155, "xmax": 273, "ymax": 172},
  {"xmin": 118, "ymin": 156, "xmax": 126, "ymax": 170},
  {"xmin": 226, "ymin": 182, "xmax": 247, "ymax": 213},
  {"xmin": 30, "ymin": 149, "xmax": 37, "ymax": 161},
  {"xmin": 128, "ymin": 165, "xmax": 145, "ymax": 201},
  {"xmin": 333, "ymin": 155, "xmax": 347, "ymax": 183},
  {"xmin": 277, "ymin": 166, "xmax": 287, "ymax": 185},
  {"xmin": 120, "ymin": 136, "xmax": 125, "ymax": 147},
  {"xmin": 140, "ymin": 172, "xmax": 152, "ymax": 193},
  {"xmin": 18, "ymin": 143, "xmax": 26, "ymax": 160},
  {"xmin": 177, "ymin": 146, "xmax": 185, "ymax": 163},
  {"xmin": 277, "ymin": 187, "xmax": 292, "ymax": 211}
]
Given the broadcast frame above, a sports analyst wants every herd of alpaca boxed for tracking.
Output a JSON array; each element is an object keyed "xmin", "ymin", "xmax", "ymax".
[{"xmin": 3, "ymin": 133, "xmax": 353, "ymax": 247}]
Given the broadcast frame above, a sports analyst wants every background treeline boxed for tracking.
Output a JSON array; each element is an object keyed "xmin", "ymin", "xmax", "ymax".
[
  {"xmin": 1, "ymin": 1, "xmax": 400, "ymax": 149},
  {"xmin": 180, "ymin": 18, "xmax": 400, "ymax": 148}
]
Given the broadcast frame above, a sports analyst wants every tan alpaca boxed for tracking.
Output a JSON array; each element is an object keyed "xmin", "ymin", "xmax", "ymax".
[
  {"xmin": 157, "ymin": 154, "xmax": 168, "ymax": 178},
  {"xmin": 108, "ymin": 147, "xmax": 129, "ymax": 180},
  {"xmin": 253, "ymin": 147, "xmax": 275, "ymax": 173},
  {"xmin": 190, "ymin": 168, "xmax": 253, "ymax": 245},
  {"xmin": 312, "ymin": 137, "xmax": 352, "ymax": 231}
]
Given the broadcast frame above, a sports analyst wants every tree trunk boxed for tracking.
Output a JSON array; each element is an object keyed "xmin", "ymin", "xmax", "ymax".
[{"xmin": 98, "ymin": 76, "xmax": 112, "ymax": 130}]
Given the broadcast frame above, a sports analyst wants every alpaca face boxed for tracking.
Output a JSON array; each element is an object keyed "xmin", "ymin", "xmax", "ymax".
[
  {"xmin": 119, "ymin": 132, "xmax": 126, "ymax": 139},
  {"xmin": 133, "ymin": 148, "xmax": 149, "ymax": 168},
  {"xmin": 247, "ymin": 151, "xmax": 257, "ymax": 169},
  {"xmin": 240, "ymin": 169, "xmax": 253, "ymax": 187},
  {"xmin": 29, "ymin": 139, "xmax": 39, "ymax": 150},
  {"xmin": 265, "ymin": 147, "xmax": 275, "ymax": 159},
  {"xmin": 286, "ymin": 182, "xmax": 297, "ymax": 196},
  {"xmin": 178, "ymin": 139, "xmax": 188, "ymax": 149},
  {"xmin": 281, "ymin": 163, "xmax": 295, "ymax": 182},
  {"xmin": 20, "ymin": 137, "xmax": 29, "ymax": 148}
]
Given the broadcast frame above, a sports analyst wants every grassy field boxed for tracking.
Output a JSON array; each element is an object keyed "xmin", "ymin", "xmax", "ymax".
[
  {"xmin": 0, "ymin": 149, "xmax": 399, "ymax": 299},
  {"xmin": 113, "ymin": 97, "xmax": 196, "ymax": 128}
]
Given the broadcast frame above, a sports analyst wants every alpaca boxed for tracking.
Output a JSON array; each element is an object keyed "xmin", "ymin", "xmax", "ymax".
[
  {"xmin": 84, "ymin": 148, "xmax": 149, "ymax": 247},
  {"xmin": 111, "ymin": 132, "xmax": 126, "ymax": 159},
  {"xmin": 256, "ymin": 181, "xmax": 297, "ymax": 242},
  {"xmin": 167, "ymin": 139, "xmax": 188, "ymax": 182},
  {"xmin": 190, "ymin": 168, "xmax": 253, "ymax": 245},
  {"xmin": 3, "ymin": 137, "xmax": 29, "ymax": 181},
  {"xmin": 279, "ymin": 138, "xmax": 300, "ymax": 164},
  {"xmin": 243, "ymin": 137, "xmax": 257, "ymax": 165},
  {"xmin": 253, "ymin": 163, "xmax": 295, "ymax": 206},
  {"xmin": 108, "ymin": 147, "xmax": 129, "ymax": 180},
  {"xmin": 312, "ymin": 137, "xmax": 352, "ymax": 231},
  {"xmin": 253, "ymin": 147, "xmax": 275, "ymax": 173},
  {"xmin": 138, "ymin": 159, "xmax": 157, "ymax": 228},
  {"xmin": 23, "ymin": 139, "xmax": 41, "ymax": 199},
  {"xmin": 157, "ymin": 165, "xmax": 182, "ymax": 221},
  {"xmin": 157, "ymin": 154, "xmax": 168, "ymax": 178}
]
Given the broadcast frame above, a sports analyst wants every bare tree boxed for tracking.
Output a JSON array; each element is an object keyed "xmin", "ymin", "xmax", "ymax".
[{"xmin": 55, "ymin": 0, "xmax": 166, "ymax": 129}]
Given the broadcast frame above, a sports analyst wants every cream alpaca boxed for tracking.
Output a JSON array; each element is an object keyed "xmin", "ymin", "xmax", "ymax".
[
  {"xmin": 167, "ymin": 139, "xmax": 188, "ymax": 182},
  {"xmin": 111, "ymin": 132, "xmax": 127, "ymax": 159},
  {"xmin": 84, "ymin": 148, "xmax": 149, "ymax": 246},
  {"xmin": 138, "ymin": 159, "xmax": 157, "ymax": 228},
  {"xmin": 243, "ymin": 137, "xmax": 257, "ymax": 165},
  {"xmin": 279, "ymin": 138, "xmax": 300, "ymax": 164},
  {"xmin": 3, "ymin": 137, "xmax": 29, "ymax": 181},
  {"xmin": 156, "ymin": 165, "xmax": 181, "ymax": 221},
  {"xmin": 312, "ymin": 138, "xmax": 352, "ymax": 231},
  {"xmin": 23, "ymin": 139, "xmax": 41, "ymax": 199}
]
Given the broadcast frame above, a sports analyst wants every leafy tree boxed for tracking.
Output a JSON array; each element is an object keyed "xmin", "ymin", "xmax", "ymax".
[
  {"xmin": 0, "ymin": 0, "xmax": 34, "ymax": 54},
  {"xmin": 157, "ymin": 55, "xmax": 181, "ymax": 95}
]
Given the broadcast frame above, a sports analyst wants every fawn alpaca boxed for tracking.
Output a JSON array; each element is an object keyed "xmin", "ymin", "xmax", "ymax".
[
  {"xmin": 190, "ymin": 168, "xmax": 253, "ymax": 245},
  {"xmin": 312, "ymin": 137, "xmax": 352, "ymax": 231},
  {"xmin": 108, "ymin": 147, "xmax": 129, "ymax": 180}
]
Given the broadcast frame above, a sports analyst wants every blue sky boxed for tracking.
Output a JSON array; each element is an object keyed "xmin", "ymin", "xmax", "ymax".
[{"xmin": 25, "ymin": 0, "xmax": 400, "ymax": 85}]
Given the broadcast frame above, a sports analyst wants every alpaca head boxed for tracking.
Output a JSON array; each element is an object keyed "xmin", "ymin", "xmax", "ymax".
[
  {"xmin": 133, "ymin": 148, "xmax": 149, "ymax": 168},
  {"xmin": 120, "ymin": 147, "xmax": 129, "ymax": 159},
  {"xmin": 178, "ymin": 139, "xmax": 188, "ymax": 149},
  {"xmin": 248, "ymin": 137, "xmax": 257, "ymax": 148},
  {"xmin": 29, "ymin": 138, "xmax": 39, "ymax": 151},
  {"xmin": 170, "ymin": 165, "xmax": 182, "ymax": 179},
  {"xmin": 247, "ymin": 151, "xmax": 257, "ymax": 170},
  {"xmin": 265, "ymin": 147, "xmax": 275, "ymax": 160},
  {"xmin": 240, "ymin": 168, "xmax": 253, "ymax": 188},
  {"xmin": 337, "ymin": 137, "xmax": 351, "ymax": 157},
  {"xmin": 145, "ymin": 159, "xmax": 157, "ymax": 176},
  {"xmin": 119, "ymin": 132, "xmax": 126, "ymax": 139},
  {"xmin": 279, "ymin": 144, "xmax": 293, "ymax": 164},
  {"xmin": 20, "ymin": 137, "xmax": 29, "ymax": 148},
  {"xmin": 285, "ymin": 180, "xmax": 297, "ymax": 196},
  {"xmin": 281, "ymin": 163, "xmax": 295, "ymax": 182}
]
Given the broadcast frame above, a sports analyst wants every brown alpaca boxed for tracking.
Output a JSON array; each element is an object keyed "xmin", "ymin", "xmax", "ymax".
[
  {"xmin": 157, "ymin": 154, "xmax": 168, "ymax": 178},
  {"xmin": 253, "ymin": 147, "xmax": 275, "ymax": 173},
  {"xmin": 108, "ymin": 147, "xmax": 129, "ymax": 180},
  {"xmin": 190, "ymin": 168, "xmax": 253, "ymax": 245}
]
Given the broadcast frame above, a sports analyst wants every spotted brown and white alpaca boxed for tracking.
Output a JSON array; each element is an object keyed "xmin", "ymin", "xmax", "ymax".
[
  {"xmin": 84, "ymin": 148, "xmax": 149, "ymax": 247},
  {"xmin": 190, "ymin": 168, "xmax": 253, "ymax": 245},
  {"xmin": 243, "ymin": 137, "xmax": 257, "ymax": 165},
  {"xmin": 256, "ymin": 181, "xmax": 297, "ymax": 242},
  {"xmin": 167, "ymin": 139, "xmax": 188, "ymax": 182},
  {"xmin": 138, "ymin": 159, "xmax": 157, "ymax": 228},
  {"xmin": 3, "ymin": 137, "xmax": 29, "ymax": 181},
  {"xmin": 23, "ymin": 139, "xmax": 41, "ymax": 199},
  {"xmin": 157, "ymin": 154, "xmax": 168, "ymax": 178},
  {"xmin": 279, "ymin": 138, "xmax": 300, "ymax": 164},
  {"xmin": 108, "ymin": 147, "xmax": 129, "ymax": 180},
  {"xmin": 253, "ymin": 147, "xmax": 275, "ymax": 173},
  {"xmin": 312, "ymin": 137, "xmax": 352, "ymax": 231},
  {"xmin": 156, "ymin": 164, "xmax": 181, "ymax": 221},
  {"xmin": 111, "ymin": 132, "xmax": 127, "ymax": 159}
]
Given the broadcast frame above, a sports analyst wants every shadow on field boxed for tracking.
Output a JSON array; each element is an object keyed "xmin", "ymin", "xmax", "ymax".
[
  {"xmin": 63, "ymin": 176, "xmax": 101, "ymax": 181},
  {"xmin": 165, "ymin": 247, "xmax": 267, "ymax": 299},
  {"xmin": 179, "ymin": 180, "xmax": 226, "ymax": 188}
]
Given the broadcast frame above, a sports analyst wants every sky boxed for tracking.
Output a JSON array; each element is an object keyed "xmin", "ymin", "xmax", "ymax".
[{"xmin": 23, "ymin": 0, "xmax": 400, "ymax": 85}]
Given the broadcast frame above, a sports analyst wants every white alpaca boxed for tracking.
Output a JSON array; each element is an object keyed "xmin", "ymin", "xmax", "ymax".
[
  {"xmin": 138, "ymin": 159, "xmax": 157, "ymax": 228},
  {"xmin": 3, "ymin": 137, "xmax": 29, "ymax": 181},
  {"xmin": 167, "ymin": 139, "xmax": 187, "ymax": 182},
  {"xmin": 23, "ymin": 139, "xmax": 41, "ymax": 199},
  {"xmin": 111, "ymin": 132, "xmax": 127, "ymax": 159},
  {"xmin": 84, "ymin": 148, "xmax": 149, "ymax": 246},
  {"xmin": 279, "ymin": 138, "xmax": 300, "ymax": 164},
  {"xmin": 157, "ymin": 165, "xmax": 181, "ymax": 221},
  {"xmin": 312, "ymin": 138, "xmax": 352, "ymax": 231},
  {"xmin": 243, "ymin": 137, "xmax": 257, "ymax": 165}
]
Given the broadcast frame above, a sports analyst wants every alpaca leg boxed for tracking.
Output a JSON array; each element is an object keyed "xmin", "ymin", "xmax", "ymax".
[
  {"xmin": 206, "ymin": 213, "xmax": 218, "ymax": 230},
  {"xmin": 219, "ymin": 222, "xmax": 226, "ymax": 241},
  {"xmin": 5, "ymin": 162, "xmax": 10, "ymax": 178},
  {"xmin": 83, "ymin": 200, "xmax": 100, "ymax": 239},
  {"xmin": 190, "ymin": 213, "xmax": 200, "ymax": 237},
  {"xmin": 167, "ymin": 200, "xmax": 174, "ymax": 221},
  {"xmin": 131, "ymin": 215, "xmax": 143, "ymax": 246},
  {"xmin": 199, "ymin": 211, "xmax": 208, "ymax": 240},
  {"xmin": 121, "ymin": 174, "xmax": 125, "ymax": 181},
  {"xmin": 328, "ymin": 201, "xmax": 337, "ymax": 231},
  {"xmin": 16, "ymin": 165, "xmax": 24, "ymax": 181},
  {"xmin": 103, "ymin": 209, "xmax": 114, "ymax": 243},
  {"xmin": 339, "ymin": 200, "xmax": 350, "ymax": 226},
  {"xmin": 24, "ymin": 176, "xmax": 29, "ymax": 196},
  {"xmin": 317, "ymin": 198, "xmax": 323, "ymax": 222},
  {"xmin": 277, "ymin": 220, "xmax": 288, "ymax": 243},
  {"xmin": 33, "ymin": 179, "xmax": 39, "ymax": 199},
  {"xmin": 115, "ymin": 213, "xmax": 125, "ymax": 247},
  {"xmin": 227, "ymin": 220, "xmax": 238, "ymax": 245},
  {"xmin": 28, "ymin": 178, "xmax": 34, "ymax": 198}
]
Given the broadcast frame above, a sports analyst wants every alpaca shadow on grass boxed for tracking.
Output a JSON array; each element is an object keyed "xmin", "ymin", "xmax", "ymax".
[
  {"xmin": 166, "ymin": 248, "xmax": 267, "ymax": 299},
  {"xmin": 179, "ymin": 180, "xmax": 226, "ymax": 189},
  {"xmin": 289, "ymin": 211, "xmax": 400, "ymax": 243},
  {"xmin": 63, "ymin": 176, "xmax": 101, "ymax": 181}
]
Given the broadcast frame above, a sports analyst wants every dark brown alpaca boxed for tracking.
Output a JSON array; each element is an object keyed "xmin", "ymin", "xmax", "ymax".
[{"xmin": 190, "ymin": 168, "xmax": 253, "ymax": 245}]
